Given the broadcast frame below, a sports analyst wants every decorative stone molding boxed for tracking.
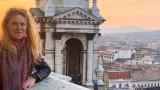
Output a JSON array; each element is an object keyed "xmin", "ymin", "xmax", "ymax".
[
  {"xmin": 54, "ymin": 7, "xmax": 102, "ymax": 21},
  {"xmin": 83, "ymin": 50, "xmax": 87, "ymax": 53},
  {"xmin": 44, "ymin": 50, "xmax": 55, "ymax": 54}
]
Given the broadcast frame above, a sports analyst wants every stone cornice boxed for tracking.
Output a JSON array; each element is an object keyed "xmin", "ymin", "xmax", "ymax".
[
  {"xmin": 34, "ymin": 7, "xmax": 104, "ymax": 25},
  {"xmin": 36, "ymin": 17, "xmax": 101, "ymax": 25},
  {"xmin": 56, "ymin": 19, "xmax": 100, "ymax": 25},
  {"xmin": 35, "ymin": 17, "xmax": 55, "ymax": 23}
]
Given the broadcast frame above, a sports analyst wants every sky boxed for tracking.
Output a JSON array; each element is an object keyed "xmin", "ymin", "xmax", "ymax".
[
  {"xmin": 0, "ymin": 0, "xmax": 160, "ymax": 32},
  {"xmin": 98, "ymin": 0, "xmax": 160, "ymax": 30}
]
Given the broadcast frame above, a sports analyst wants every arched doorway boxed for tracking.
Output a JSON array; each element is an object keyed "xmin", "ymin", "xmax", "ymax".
[{"xmin": 63, "ymin": 38, "xmax": 83, "ymax": 84}]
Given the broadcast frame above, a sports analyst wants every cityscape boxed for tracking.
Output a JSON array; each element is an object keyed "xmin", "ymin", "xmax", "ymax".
[{"xmin": 99, "ymin": 30, "xmax": 160, "ymax": 90}]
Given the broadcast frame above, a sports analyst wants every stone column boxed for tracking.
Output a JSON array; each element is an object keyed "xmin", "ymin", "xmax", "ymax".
[
  {"xmin": 45, "ymin": 31, "xmax": 55, "ymax": 71},
  {"xmin": 85, "ymin": 34, "xmax": 94, "ymax": 86},
  {"xmin": 93, "ymin": 33, "xmax": 99, "ymax": 81},
  {"xmin": 82, "ymin": 50, "xmax": 87, "ymax": 85},
  {"xmin": 39, "ymin": 32, "xmax": 45, "ymax": 56},
  {"xmin": 39, "ymin": 39, "xmax": 44, "ymax": 55},
  {"xmin": 62, "ymin": 50, "xmax": 67, "ymax": 74},
  {"xmin": 55, "ymin": 33, "xmax": 63, "ymax": 74},
  {"xmin": 93, "ymin": 50, "xmax": 98, "ymax": 80}
]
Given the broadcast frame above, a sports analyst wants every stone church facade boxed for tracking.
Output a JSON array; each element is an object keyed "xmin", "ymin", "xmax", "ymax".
[{"xmin": 30, "ymin": 0, "xmax": 105, "ymax": 87}]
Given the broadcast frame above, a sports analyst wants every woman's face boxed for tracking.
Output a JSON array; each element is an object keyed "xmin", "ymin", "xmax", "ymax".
[{"xmin": 7, "ymin": 14, "xmax": 27, "ymax": 40}]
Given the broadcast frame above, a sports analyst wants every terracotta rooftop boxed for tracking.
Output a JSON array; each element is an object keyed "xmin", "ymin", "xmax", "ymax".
[{"xmin": 108, "ymin": 71, "xmax": 130, "ymax": 79}]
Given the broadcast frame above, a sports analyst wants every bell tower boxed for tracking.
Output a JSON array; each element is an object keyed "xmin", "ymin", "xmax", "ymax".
[
  {"xmin": 30, "ymin": 0, "xmax": 105, "ymax": 89},
  {"xmin": 38, "ymin": 0, "xmax": 89, "ymax": 10}
]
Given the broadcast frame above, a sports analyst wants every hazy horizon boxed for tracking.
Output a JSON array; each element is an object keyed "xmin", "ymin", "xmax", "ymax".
[{"xmin": 100, "ymin": 25, "xmax": 159, "ymax": 34}]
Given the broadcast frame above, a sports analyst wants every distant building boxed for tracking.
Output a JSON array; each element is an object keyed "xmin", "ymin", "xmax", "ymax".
[
  {"xmin": 107, "ymin": 71, "xmax": 130, "ymax": 80},
  {"xmin": 148, "ymin": 42, "xmax": 160, "ymax": 49},
  {"xmin": 100, "ymin": 49, "xmax": 132, "ymax": 62},
  {"xmin": 137, "ymin": 55, "xmax": 153, "ymax": 65},
  {"xmin": 108, "ymin": 78, "xmax": 160, "ymax": 90},
  {"xmin": 101, "ymin": 50, "xmax": 117, "ymax": 62},
  {"xmin": 114, "ymin": 50, "xmax": 132, "ymax": 60},
  {"xmin": 134, "ymin": 55, "xmax": 160, "ymax": 65},
  {"xmin": 104, "ymin": 70, "xmax": 160, "ymax": 90},
  {"xmin": 153, "ymin": 56, "xmax": 160, "ymax": 64}
]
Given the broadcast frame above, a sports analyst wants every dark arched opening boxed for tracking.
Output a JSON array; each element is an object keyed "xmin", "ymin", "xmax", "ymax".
[{"xmin": 63, "ymin": 38, "xmax": 83, "ymax": 84}]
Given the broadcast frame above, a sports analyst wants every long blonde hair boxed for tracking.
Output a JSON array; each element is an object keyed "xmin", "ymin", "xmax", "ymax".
[{"xmin": 0, "ymin": 8, "xmax": 40, "ymax": 64}]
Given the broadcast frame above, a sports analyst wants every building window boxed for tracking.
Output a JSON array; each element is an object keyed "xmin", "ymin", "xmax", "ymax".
[
  {"xmin": 126, "ymin": 84, "xmax": 129, "ymax": 87},
  {"xmin": 141, "ymin": 84, "xmax": 143, "ymax": 87},
  {"xmin": 132, "ymin": 84, "xmax": 135, "ymax": 88},
  {"xmin": 112, "ymin": 85, "xmax": 116, "ymax": 88},
  {"xmin": 119, "ymin": 84, "xmax": 122, "ymax": 88}
]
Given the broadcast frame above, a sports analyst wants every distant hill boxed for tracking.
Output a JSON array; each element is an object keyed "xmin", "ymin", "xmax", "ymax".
[
  {"xmin": 100, "ymin": 26, "xmax": 151, "ymax": 34},
  {"xmin": 99, "ymin": 29, "xmax": 160, "ymax": 44}
]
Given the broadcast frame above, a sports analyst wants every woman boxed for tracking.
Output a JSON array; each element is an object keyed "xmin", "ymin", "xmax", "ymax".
[{"xmin": 0, "ymin": 8, "xmax": 51, "ymax": 90}]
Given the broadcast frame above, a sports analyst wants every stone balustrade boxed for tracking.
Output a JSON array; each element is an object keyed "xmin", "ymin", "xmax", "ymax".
[{"xmin": 26, "ymin": 72, "xmax": 90, "ymax": 90}]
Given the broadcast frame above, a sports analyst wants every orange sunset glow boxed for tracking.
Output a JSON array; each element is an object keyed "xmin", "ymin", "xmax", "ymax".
[{"xmin": 0, "ymin": 0, "xmax": 160, "ymax": 31}]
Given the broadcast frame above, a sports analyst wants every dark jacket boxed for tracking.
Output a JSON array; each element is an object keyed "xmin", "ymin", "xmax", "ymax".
[{"xmin": 31, "ymin": 58, "xmax": 51, "ymax": 82}]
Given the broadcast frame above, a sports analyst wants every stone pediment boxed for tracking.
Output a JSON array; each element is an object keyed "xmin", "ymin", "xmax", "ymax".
[{"xmin": 54, "ymin": 7, "xmax": 101, "ymax": 21}]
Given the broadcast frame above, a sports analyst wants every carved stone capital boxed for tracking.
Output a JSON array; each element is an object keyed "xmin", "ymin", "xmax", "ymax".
[
  {"xmin": 87, "ymin": 33, "xmax": 95, "ymax": 40},
  {"xmin": 39, "ymin": 32, "xmax": 45, "ymax": 39},
  {"xmin": 53, "ymin": 32, "xmax": 62, "ymax": 40}
]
